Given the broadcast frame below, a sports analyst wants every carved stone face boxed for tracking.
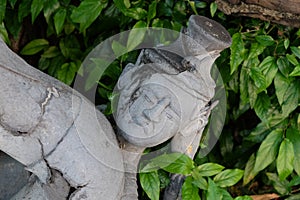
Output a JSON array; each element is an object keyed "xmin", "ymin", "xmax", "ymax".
[{"xmin": 115, "ymin": 64, "xmax": 202, "ymax": 147}]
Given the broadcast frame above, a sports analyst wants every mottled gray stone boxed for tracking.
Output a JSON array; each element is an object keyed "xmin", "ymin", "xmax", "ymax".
[
  {"xmin": 0, "ymin": 37, "xmax": 124, "ymax": 199},
  {"xmin": 115, "ymin": 15, "xmax": 231, "ymax": 200}
]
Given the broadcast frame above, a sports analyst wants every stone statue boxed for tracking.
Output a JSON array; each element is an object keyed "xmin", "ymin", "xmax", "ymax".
[
  {"xmin": 115, "ymin": 15, "xmax": 231, "ymax": 199},
  {"xmin": 0, "ymin": 15, "xmax": 231, "ymax": 200}
]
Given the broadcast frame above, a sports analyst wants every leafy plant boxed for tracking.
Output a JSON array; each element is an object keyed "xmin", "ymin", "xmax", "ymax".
[{"xmin": 139, "ymin": 153, "xmax": 247, "ymax": 199}]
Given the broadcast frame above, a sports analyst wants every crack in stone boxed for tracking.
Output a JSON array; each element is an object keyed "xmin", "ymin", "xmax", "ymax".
[
  {"xmin": 41, "ymin": 87, "xmax": 60, "ymax": 114},
  {"xmin": 0, "ymin": 64, "xmax": 40, "ymax": 83},
  {"xmin": 44, "ymin": 103, "xmax": 80, "ymax": 159},
  {"xmin": 0, "ymin": 113, "xmax": 28, "ymax": 136},
  {"xmin": 37, "ymin": 138, "xmax": 52, "ymax": 182}
]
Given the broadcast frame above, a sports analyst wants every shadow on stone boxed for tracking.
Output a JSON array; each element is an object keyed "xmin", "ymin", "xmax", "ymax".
[{"xmin": 0, "ymin": 151, "xmax": 30, "ymax": 200}]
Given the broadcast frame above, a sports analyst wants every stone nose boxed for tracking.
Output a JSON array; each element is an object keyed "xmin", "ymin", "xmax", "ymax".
[{"xmin": 143, "ymin": 98, "xmax": 170, "ymax": 122}]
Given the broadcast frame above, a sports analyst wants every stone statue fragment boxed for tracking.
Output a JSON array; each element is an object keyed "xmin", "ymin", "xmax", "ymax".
[
  {"xmin": 115, "ymin": 15, "xmax": 231, "ymax": 199},
  {"xmin": 0, "ymin": 15, "xmax": 231, "ymax": 200}
]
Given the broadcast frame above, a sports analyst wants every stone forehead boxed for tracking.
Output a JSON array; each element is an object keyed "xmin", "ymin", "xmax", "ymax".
[{"xmin": 128, "ymin": 63, "xmax": 214, "ymax": 102}]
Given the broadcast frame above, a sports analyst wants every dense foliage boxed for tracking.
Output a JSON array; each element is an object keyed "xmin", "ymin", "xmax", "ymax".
[{"xmin": 1, "ymin": 0, "xmax": 299, "ymax": 199}]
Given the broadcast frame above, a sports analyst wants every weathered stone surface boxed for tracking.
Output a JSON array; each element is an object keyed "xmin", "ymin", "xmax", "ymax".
[
  {"xmin": 115, "ymin": 15, "xmax": 231, "ymax": 200},
  {"xmin": 0, "ymin": 38, "xmax": 124, "ymax": 199}
]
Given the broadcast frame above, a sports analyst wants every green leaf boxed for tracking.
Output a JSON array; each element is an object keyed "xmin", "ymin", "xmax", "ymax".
[
  {"xmin": 85, "ymin": 58, "xmax": 111, "ymax": 91},
  {"xmin": 0, "ymin": 23, "xmax": 10, "ymax": 45},
  {"xmin": 48, "ymin": 55, "xmax": 66, "ymax": 77},
  {"xmin": 248, "ymin": 79, "xmax": 258, "ymax": 108},
  {"xmin": 245, "ymin": 121, "xmax": 270, "ymax": 143},
  {"xmin": 239, "ymin": 67, "xmax": 249, "ymax": 104},
  {"xmin": 219, "ymin": 189, "xmax": 233, "ymax": 200},
  {"xmin": 141, "ymin": 153, "xmax": 194, "ymax": 175},
  {"xmin": 243, "ymin": 154, "xmax": 257, "ymax": 185},
  {"xmin": 157, "ymin": 170, "xmax": 170, "ymax": 188},
  {"xmin": 6, "ymin": 11, "xmax": 21, "ymax": 38},
  {"xmin": 288, "ymin": 175, "xmax": 300, "ymax": 187},
  {"xmin": 254, "ymin": 92, "xmax": 270, "ymax": 120},
  {"xmin": 157, "ymin": 2, "xmax": 172, "ymax": 17},
  {"xmin": 0, "ymin": 0, "xmax": 7, "ymax": 24},
  {"xmin": 213, "ymin": 169, "xmax": 244, "ymax": 187},
  {"xmin": 234, "ymin": 196, "xmax": 252, "ymax": 200},
  {"xmin": 191, "ymin": 171, "xmax": 208, "ymax": 190},
  {"xmin": 241, "ymin": 56, "xmax": 260, "ymax": 107},
  {"xmin": 247, "ymin": 43, "xmax": 265, "ymax": 59},
  {"xmin": 71, "ymin": 0, "xmax": 108, "ymax": 32},
  {"xmin": 20, "ymin": 39, "xmax": 49, "ymax": 55},
  {"xmin": 210, "ymin": 2, "xmax": 217, "ymax": 17},
  {"xmin": 249, "ymin": 67, "xmax": 267, "ymax": 92},
  {"xmin": 286, "ymin": 54, "xmax": 299, "ymax": 66},
  {"xmin": 277, "ymin": 139, "xmax": 294, "ymax": 180},
  {"xmin": 140, "ymin": 171, "xmax": 160, "ymax": 200},
  {"xmin": 291, "ymin": 46, "xmax": 300, "ymax": 59},
  {"xmin": 188, "ymin": 0, "xmax": 198, "ymax": 15},
  {"xmin": 59, "ymin": 35, "xmax": 82, "ymax": 60},
  {"xmin": 277, "ymin": 56, "xmax": 292, "ymax": 78},
  {"xmin": 286, "ymin": 194, "xmax": 300, "ymax": 200},
  {"xmin": 102, "ymin": 61, "xmax": 122, "ymax": 79},
  {"xmin": 38, "ymin": 56, "xmax": 50, "ymax": 70},
  {"xmin": 111, "ymin": 40, "xmax": 127, "ymax": 57},
  {"xmin": 266, "ymin": 173, "xmax": 289, "ymax": 195},
  {"xmin": 57, "ymin": 62, "xmax": 78, "ymax": 85},
  {"xmin": 18, "ymin": 0, "xmax": 31, "ymax": 22},
  {"xmin": 219, "ymin": 131, "xmax": 234, "ymax": 157},
  {"xmin": 63, "ymin": 18, "xmax": 75, "ymax": 35},
  {"xmin": 162, "ymin": 154, "xmax": 194, "ymax": 175},
  {"xmin": 281, "ymin": 80, "xmax": 300, "ymax": 116},
  {"xmin": 174, "ymin": 1, "xmax": 186, "ymax": 17},
  {"xmin": 8, "ymin": 0, "xmax": 17, "ymax": 8},
  {"xmin": 290, "ymin": 64, "xmax": 300, "ymax": 76},
  {"xmin": 197, "ymin": 163, "xmax": 225, "ymax": 177},
  {"xmin": 253, "ymin": 129, "xmax": 282, "ymax": 174},
  {"xmin": 54, "ymin": 8, "xmax": 67, "ymax": 35},
  {"xmin": 124, "ymin": 0, "xmax": 130, "ymax": 8},
  {"xmin": 286, "ymin": 127, "xmax": 300, "ymax": 175},
  {"xmin": 207, "ymin": 178, "xmax": 233, "ymax": 200},
  {"xmin": 207, "ymin": 178, "xmax": 221, "ymax": 199},
  {"xmin": 196, "ymin": 1, "xmax": 207, "ymax": 8},
  {"xmin": 124, "ymin": 7, "xmax": 147, "ymax": 20},
  {"xmin": 284, "ymin": 38, "xmax": 290, "ymax": 49},
  {"xmin": 126, "ymin": 21, "xmax": 147, "ymax": 51},
  {"xmin": 147, "ymin": 1, "xmax": 157, "ymax": 24},
  {"xmin": 298, "ymin": 114, "xmax": 300, "ymax": 130},
  {"xmin": 230, "ymin": 33, "xmax": 245, "ymax": 74},
  {"xmin": 274, "ymin": 73, "xmax": 290, "ymax": 105},
  {"xmin": 31, "ymin": 0, "xmax": 44, "ymax": 23},
  {"xmin": 43, "ymin": 0, "xmax": 60, "ymax": 23},
  {"xmin": 255, "ymin": 35, "xmax": 275, "ymax": 46},
  {"xmin": 42, "ymin": 46, "xmax": 61, "ymax": 58},
  {"xmin": 113, "ymin": 0, "xmax": 127, "ymax": 12},
  {"xmin": 182, "ymin": 176, "xmax": 200, "ymax": 200},
  {"xmin": 259, "ymin": 56, "xmax": 278, "ymax": 87}
]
